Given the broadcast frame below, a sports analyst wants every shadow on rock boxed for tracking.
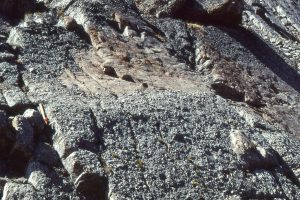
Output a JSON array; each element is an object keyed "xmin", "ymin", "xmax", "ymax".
[
  {"xmin": 0, "ymin": 0, "xmax": 47, "ymax": 23},
  {"xmin": 219, "ymin": 26, "xmax": 300, "ymax": 94}
]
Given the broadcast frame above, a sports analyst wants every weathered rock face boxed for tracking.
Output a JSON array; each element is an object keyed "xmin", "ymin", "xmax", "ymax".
[
  {"xmin": 0, "ymin": 0, "xmax": 299, "ymax": 199},
  {"xmin": 134, "ymin": 0, "xmax": 187, "ymax": 17}
]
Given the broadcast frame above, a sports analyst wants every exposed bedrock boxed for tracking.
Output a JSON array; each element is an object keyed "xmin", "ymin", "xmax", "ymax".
[{"xmin": 0, "ymin": 0, "xmax": 299, "ymax": 199}]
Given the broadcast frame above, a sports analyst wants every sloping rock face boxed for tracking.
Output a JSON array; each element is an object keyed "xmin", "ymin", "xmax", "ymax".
[{"xmin": 0, "ymin": 0, "xmax": 300, "ymax": 199}]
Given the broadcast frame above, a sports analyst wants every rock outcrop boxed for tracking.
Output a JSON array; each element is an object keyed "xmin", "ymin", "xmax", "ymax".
[{"xmin": 0, "ymin": 0, "xmax": 300, "ymax": 199}]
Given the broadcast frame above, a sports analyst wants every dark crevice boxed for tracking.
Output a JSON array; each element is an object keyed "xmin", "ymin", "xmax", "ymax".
[
  {"xmin": 154, "ymin": 121, "xmax": 162, "ymax": 138},
  {"xmin": 5, "ymin": 150, "xmax": 30, "ymax": 177},
  {"xmin": 173, "ymin": 134, "xmax": 186, "ymax": 143},
  {"xmin": 16, "ymin": 65, "xmax": 27, "ymax": 93},
  {"xmin": 211, "ymin": 82, "xmax": 245, "ymax": 102},
  {"xmin": 89, "ymin": 108, "xmax": 106, "ymax": 152},
  {"xmin": 140, "ymin": 18, "xmax": 166, "ymax": 38},
  {"xmin": 37, "ymin": 126, "xmax": 54, "ymax": 149},
  {"xmin": 173, "ymin": 0, "xmax": 243, "ymax": 27},
  {"xmin": 0, "ymin": 43, "xmax": 17, "ymax": 54},
  {"xmin": 247, "ymin": 100, "xmax": 266, "ymax": 109},
  {"xmin": 0, "ymin": 129, "xmax": 15, "ymax": 160},
  {"xmin": 72, "ymin": 25, "xmax": 92, "ymax": 45},
  {"xmin": 239, "ymin": 191, "xmax": 287, "ymax": 200},
  {"xmin": 1, "ymin": 45, "xmax": 37, "ymax": 115},
  {"xmin": 5, "ymin": 42, "xmax": 28, "ymax": 93},
  {"xmin": 106, "ymin": 19, "xmax": 123, "ymax": 33},
  {"xmin": 0, "ymin": 1, "xmax": 48, "ymax": 25},
  {"xmin": 186, "ymin": 28, "xmax": 197, "ymax": 70},
  {"xmin": 2, "ymin": 104, "xmax": 37, "ymax": 117}
]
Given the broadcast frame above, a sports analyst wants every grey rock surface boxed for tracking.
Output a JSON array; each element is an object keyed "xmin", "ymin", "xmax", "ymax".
[
  {"xmin": 11, "ymin": 115, "xmax": 35, "ymax": 156},
  {"xmin": 0, "ymin": 0, "xmax": 299, "ymax": 199},
  {"xmin": 2, "ymin": 181, "xmax": 42, "ymax": 200},
  {"xmin": 23, "ymin": 109, "xmax": 45, "ymax": 133},
  {"xmin": 3, "ymin": 87, "xmax": 31, "ymax": 109}
]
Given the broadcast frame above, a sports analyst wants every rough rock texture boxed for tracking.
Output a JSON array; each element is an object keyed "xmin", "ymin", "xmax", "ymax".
[{"xmin": 0, "ymin": 0, "xmax": 300, "ymax": 199}]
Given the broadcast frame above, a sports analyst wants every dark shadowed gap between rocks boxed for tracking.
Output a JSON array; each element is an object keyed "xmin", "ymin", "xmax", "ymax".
[
  {"xmin": 73, "ymin": 25, "xmax": 92, "ymax": 45},
  {"xmin": 0, "ymin": 0, "xmax": 48, "ymax": 25},
  {"xmin": 219, "ymin": 26, "xmax": 300, "ymax": 94},
  {"xmin": 172, "ymin": 0, "xmax": 243, "ymax": 27},
  {"xmin": 239, "ymin": 191, "xmax": 287, "ymax": 200},
  {"xmin": 89, "ymin": 109, "xmax": 106, "ymax": 152},
  {"xmin": 211, "ymin": 83, "xmax": 245, "ymax": 103},
  {"xmin": 0, "ymin": 103, "xmax": 38, "ymax": 117},
  {"xmin": 16, "ymin": 62, "xmax": 28, "ymax": 93},
  {"xmin": 16, "ymin": 72, "xmax": 25, "ymax": 93}
]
